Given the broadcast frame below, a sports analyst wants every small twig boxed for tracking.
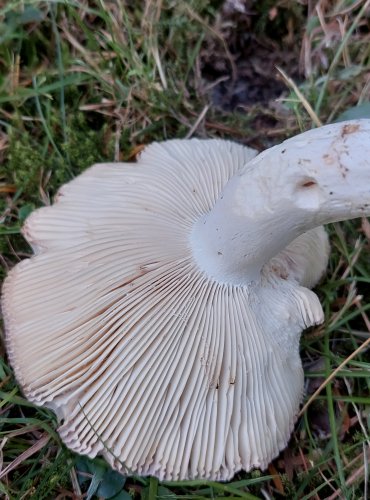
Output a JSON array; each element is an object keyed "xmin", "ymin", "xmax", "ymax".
[
  {"xmin": 318, "ymin": 469, "xmax": 337, "ymax": 494},
  {"xmin": 327, "ymin": 0, "xmax": 365, "ymax": 17},
  {"xmin": 69, "ymin": 463, "xmax": 82, "ymax": 497},
  {"xmin": 152, "ymin": 43, "xmax": 167, "ymax": 90},
  {"xmin": 276, "ymin": 67, "xmax": 322, "ymax": 127},
  {"xmin": 326, "ymin": 445, "xmax": 370, "ymax": 500},
  {"xmin": 4, "ymin": 424, "xmax": 41, "ymax": 439},
  {"xmin": 185, "ymin": 104, "xmax": 210, "ymax": 138},
  {"xmin": 327, "ymin": 285, "xmax": 359, "ymax": 331},
  {"xmin": 299, "ymin": 335, "xmax": 370, "ymax": 416},
  {"xmin": 0, "ymin": 434, "xmax": 50, "ymax": 479},
  {"xmin": 340, "ymin": 238, "xmax": 363, "ymax": 280}
]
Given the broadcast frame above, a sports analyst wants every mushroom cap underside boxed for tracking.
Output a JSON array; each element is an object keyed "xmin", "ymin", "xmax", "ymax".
[{"xmin": 3, "ymin": 138, "xmax": 326, "ymax": 480}]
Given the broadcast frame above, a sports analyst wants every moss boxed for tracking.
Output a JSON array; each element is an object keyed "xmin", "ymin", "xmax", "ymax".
[
  {"xmin": 4, "ymin": 133, "xmax": 49, "ymax": 202},
  {"xmin": 4, "ymin": 112, "xmax": 112, "ymax": 205},
  {"xmin": 61, "ymin": 113, "xmax": 112, "ymax": 178},
  {"xmin": 28, "ymin": 449, "xmax": 73, "ymax": 500},
  {"xmin": 1, "ymin": 112, "xmax": 113, "ymax": 279}
]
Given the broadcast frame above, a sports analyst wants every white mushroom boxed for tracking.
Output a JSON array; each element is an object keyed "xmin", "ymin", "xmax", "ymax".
[{"xmin": 2, "ymin": 120, "xmax": 370, "ymax": 481}]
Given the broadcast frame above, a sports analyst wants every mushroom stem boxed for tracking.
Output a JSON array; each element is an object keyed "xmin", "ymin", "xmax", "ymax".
[{"xmin": 191, "ymin": 120, "xmax": 370, "ymax": 284}]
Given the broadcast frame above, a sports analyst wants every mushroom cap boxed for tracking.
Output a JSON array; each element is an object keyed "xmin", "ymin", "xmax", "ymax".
[{"xmin": 3, "ymin": 138, "xmax": 328, "ymax": 480}]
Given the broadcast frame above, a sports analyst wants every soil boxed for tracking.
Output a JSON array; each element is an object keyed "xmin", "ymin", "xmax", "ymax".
[{"xmin": 201, "ymin": 0, "xmax": 305, "ymax": 111}]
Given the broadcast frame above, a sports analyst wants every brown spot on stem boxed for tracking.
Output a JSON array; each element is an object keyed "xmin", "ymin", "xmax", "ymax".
[
  {"xmin": 341, "ymin": 123, "xmax": 360, "ymax": 137},
  {"xmin": 300, "ymin": 180, "xmax": 317, "ymax": 188},
  {"xmin": 296, "ymin": 177, "xmax": 318, "ymax": 190},
  {"xmin": 323, "ymin": 153, "xmax": 335, "ymax": 165}
]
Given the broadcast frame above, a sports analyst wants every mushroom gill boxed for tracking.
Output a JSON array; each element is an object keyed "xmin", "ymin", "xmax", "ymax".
[{"xmin": 2, "ymin": 120, "xmax": 370, "ymax": 480}]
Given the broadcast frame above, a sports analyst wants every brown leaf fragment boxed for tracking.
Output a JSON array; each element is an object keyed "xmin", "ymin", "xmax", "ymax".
[
  {"xmin": 268, "ymin": 463, "xmax": 285, "ymax": 495},
  {"xmin": 127, "ymin": 144, "xmax": 146, "ymax": 161},
  {"xmin": 0, "ymin": 433, "xmax": 50, "ymax": 479},
  {"xmin": 0, "ymin": 185, "xmax": 16, "ymax": 194}
]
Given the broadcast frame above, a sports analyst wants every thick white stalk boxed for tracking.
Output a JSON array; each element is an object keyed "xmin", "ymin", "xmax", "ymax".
[{"xmin": 191, "ymin": 120, "xmax": 370, "ymax": 284}]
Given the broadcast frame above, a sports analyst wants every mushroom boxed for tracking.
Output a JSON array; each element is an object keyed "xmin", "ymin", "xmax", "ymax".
[{"xmin": 2, "ymin": 119, "xmax": 370, "ymax": 481}]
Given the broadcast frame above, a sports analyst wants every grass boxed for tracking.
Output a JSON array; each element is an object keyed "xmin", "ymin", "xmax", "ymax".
[{"xmin": 0, "ymin": 0, "xmax": 370, "ymax": 498}]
